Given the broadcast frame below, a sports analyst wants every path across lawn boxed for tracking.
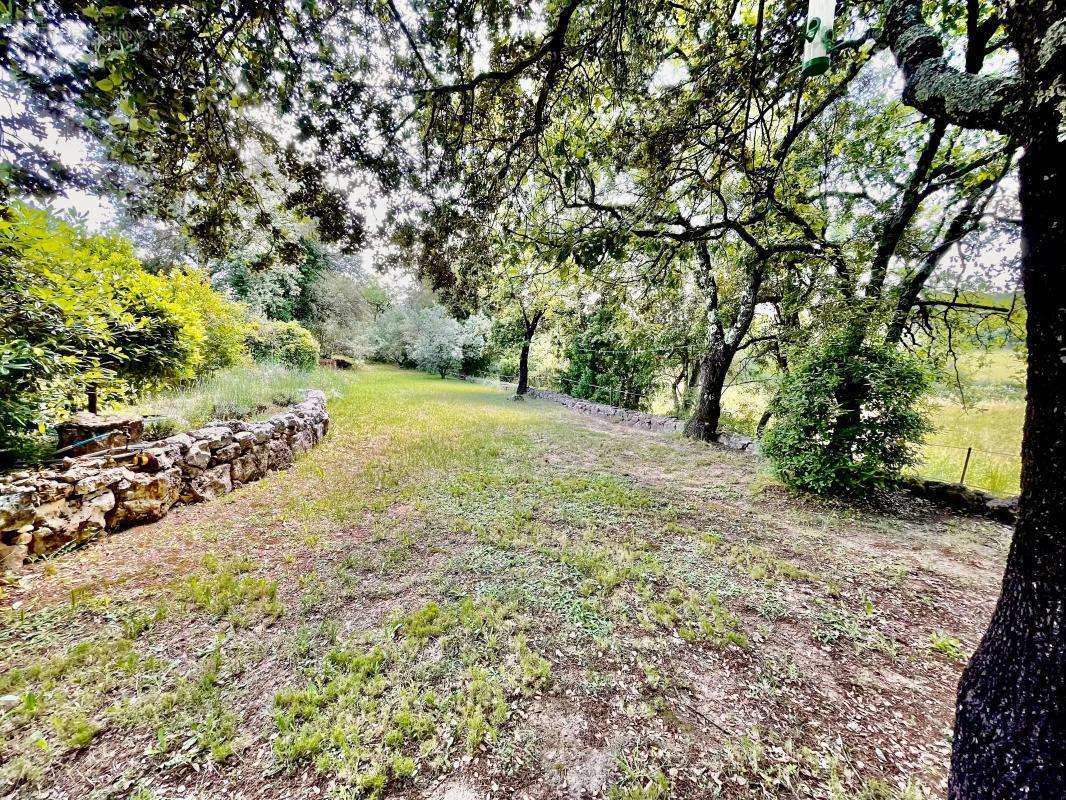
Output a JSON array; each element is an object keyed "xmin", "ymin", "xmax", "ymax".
[{"xmin": 0, "ymin": 365, "xmax": 1010, "ymax": 799}]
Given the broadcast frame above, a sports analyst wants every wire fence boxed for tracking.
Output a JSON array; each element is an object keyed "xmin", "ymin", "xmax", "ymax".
[{"xmin": 916, "ymin": 441, "xmax": 1020, "ymax": 494}]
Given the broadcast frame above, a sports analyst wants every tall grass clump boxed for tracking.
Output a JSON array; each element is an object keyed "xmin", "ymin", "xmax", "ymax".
[{"xmin": 129, "ymin": 363, "xmax": 357, "ymax": 430}]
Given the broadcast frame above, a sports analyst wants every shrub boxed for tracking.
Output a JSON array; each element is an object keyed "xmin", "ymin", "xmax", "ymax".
[
  {"xmin": 405, "ymin": 306, "xmax": 462, "ymax": 379},
  {"xmin": 307, "ymin": 272, "xmax": 378, "ymax": 360},
  {"xmin": 762, "ymin": 331, "xmax": 930, "ymax": 494},
  {"xmin": 368, "ymin": 293, "xmax": 478, "ymax": 379},
  {"xmin": 247, "ymin": 319, "xmax": 320, "ymax": 370},
  {"xmin": 167, "ymin": 268, "xmax": 250, "ymax": 372},
  {"xmin": 556, "ymin": 301, "xmax": 659, "ymax": 410},
  {"xmin": 1, "ymin": 204, "xmax": 207, "ymax": 463},
  {"xmin": 143, "ymin": 417, "xmax": 182, "ymax": 441}
]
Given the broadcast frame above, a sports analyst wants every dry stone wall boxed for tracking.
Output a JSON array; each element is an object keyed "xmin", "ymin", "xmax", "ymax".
[
  {"xmin": 0, "ymin": 390, "xmax": 329, "ymax": 572},
  {"xmin": 523, "ymin": 388, "xmax": 759, "ymax": 451},
  {"xmin": 462, "ymin": 377, "xmax": 758, "ymax": 452}
]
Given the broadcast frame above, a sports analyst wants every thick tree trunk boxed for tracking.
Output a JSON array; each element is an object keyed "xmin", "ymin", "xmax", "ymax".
[
  {"xmin": 683, "ymin": 339, "xmax": 731, "ymax": 442},
  {"xmin": 949, "ymin": 135, "xmax": 1066, "ymax": 798},
  {"xmin": 516, "ymin": 338, "xmax": 531, "ymax": 395}
]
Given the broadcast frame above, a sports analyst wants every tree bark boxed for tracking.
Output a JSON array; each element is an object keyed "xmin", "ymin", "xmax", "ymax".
[
  {"xmin": 948, "ymin": 133, "xmax": 1066, "ymax": 800},
  {"xmin": 684, "ymin": 249, "xmax": 762, "ymax": 442},
  {"xmin": 516, "ymin": 338, "xmax": 531, "ymax": 395},
  {"xmin": 515, "ymin": 311, "xmax": 543, "ymax": 396},
  {"xmin": 684, "ymin": 335, "xmax": 732, "ymax": 441}
]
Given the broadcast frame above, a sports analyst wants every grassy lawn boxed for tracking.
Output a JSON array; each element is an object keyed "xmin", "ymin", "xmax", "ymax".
[{"xmin": 1, "ymin": 365, "xmax": 1010, "ymax": 799}]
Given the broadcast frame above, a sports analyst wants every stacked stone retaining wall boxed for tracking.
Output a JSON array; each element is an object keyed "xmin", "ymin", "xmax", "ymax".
[
  {"xmin": 463, "ymin": 377, "xmax": 758, "ymax": 452},
  {"xmin": 0, "ymin": 390, "xmax": 329, "ymax": 572}
]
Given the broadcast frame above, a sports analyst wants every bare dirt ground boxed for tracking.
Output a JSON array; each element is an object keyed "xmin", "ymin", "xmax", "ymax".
[{"xmin": 0, "ymin": 366, "xmax": 1010, "ymax": 799}]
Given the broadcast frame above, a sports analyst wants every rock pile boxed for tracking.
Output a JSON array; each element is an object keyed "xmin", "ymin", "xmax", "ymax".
[
  {"xmin": 0, "ymin": 390, "xmax": 329, "ymax": 572},
  {"xmin": 902, "ymin": 477, "xmax": 1019, "ymax": 524}
]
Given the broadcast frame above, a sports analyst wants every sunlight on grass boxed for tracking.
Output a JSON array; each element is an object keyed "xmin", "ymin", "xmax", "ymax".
[
  {"xmin": 3, "ymin": 363, "xmax": 981, "ymax": 799},
  {"xmin": 915, "ymin": 398, "xmax": 1022, "ymax": 495},
  {"xmin": 710, "ymin": 369, "xmax": 1023, "ymax": 496}
]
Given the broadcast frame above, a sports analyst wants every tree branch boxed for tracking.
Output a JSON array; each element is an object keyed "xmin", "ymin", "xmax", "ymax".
[{"xmin": 883, "ymin": 0, "xmax": 1022, "ymax": 134}]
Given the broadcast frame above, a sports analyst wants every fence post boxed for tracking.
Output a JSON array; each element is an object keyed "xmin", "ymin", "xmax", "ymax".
[{"xmin": 960, "ymin": 446, "xmax": 973, "ymax": 485}]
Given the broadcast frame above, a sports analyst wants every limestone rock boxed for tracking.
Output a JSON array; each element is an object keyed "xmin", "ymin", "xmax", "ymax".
[
  {"xmin": 234, "ymin": 431, "xmax": 257, "ymax": 452},
  {"xmin": 251, "ymin": 423, "xmax": 273, "ymax": 444},
  {"xmin": 56, "ymin": 412, "xmax": 143, "ymax": 456},
  {"xmin": 189, "ymin": 426, "xmax": 233, "ymax": 450},
  {"xmin": 108, "ymin": 468, "xmax": 182, "ymax": 528},
  {"xmin": 267, "ymin": 439, "xmax": 294, "ymax": 470},
  {"xmin": 163, "ymin": 432, "xmax": 195, "ymax": 454},
  {"xmin": 1, "ymin": 542, "xmax": 28, "ymax": 573},
  {"xmin": 185, "ymin": 439, "xmax": 212, "ymax": 469},
  {"xmin": 73, "ymin": 467, "xmax": 128, "ymax": 497},
  {"xmin": 3, "ymin": 388, "xmax": 329, "ymax": 570},
  {"xmin": 290, "ymin": 430, "xmax": 313, "ymax": 456},
  {"xmin": 212, "ymin": 442, "xmax": 241, "ymax": 463},
  {"xmin": 232, "ymin": 448, "xmax": 269, "ymax": 485},
  {"xmin": 183, "ymin": 464, "xmax": 232, "ymax": 503},
  {"xmin": 35, "ymin": 480, "xmax": 73, "ymax": 504},
  {"xmin": 714, "ymin": 431, "xmax": 758, "ymax": 453},
  {"xmin": 75, "ymin": 491, "xmax": 116, "ymax": 533},
  {"xmin": 0, "ymin": 489, "xmax": 35, "ymax": 531},
  {"xmin": 986, "ymin": 496, "xmax": 1019, "ymax": 524}
]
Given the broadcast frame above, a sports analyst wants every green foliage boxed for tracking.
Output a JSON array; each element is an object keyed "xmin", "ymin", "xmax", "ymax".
[
  {"xmin": 369, "ymin": 293, "xmax": 486, "ymax": 379},
  {"xmin": 166, "ymin": 268, "xmax": 250, "ymax": 372},
  {"xmin": 405, "ymin": 305, "xmax": 462, "ymax": 378},
  {"xmin": 308, "ymin": 271, "xmax": 382, "ymax": 359},
  {"xmin": 272, "ymin": 596, "xmax": 550, "ymax": 797},
  {"xmin": 176, "ymin": 555, "xmax": 283, "ymax": 627},
  {"xmin": 763, "ymin": 330, "xmax": 931, "ymax": 494},
  {"xmin": 930, "ymin": 631, "xmax": 966, "ymax": 661},
  {"xmin": 0, "ymin": 204, "xmax": 250, "ymax": 462},
  {"xmin": 556, "ymin": 301, "xmax": 660, "ymax": 410},
  {"xmin": 129, "ymin": 362, "xmax": 353, "ymax": 429},
  {"xmin": 224, "ymin": 238, "xmax": 332, "ymax": 324},
  {"xmin": 247, "ymin": 319, "xmax": 321, "ymax": 371}
]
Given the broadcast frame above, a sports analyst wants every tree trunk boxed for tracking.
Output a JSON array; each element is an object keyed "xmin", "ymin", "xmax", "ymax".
[
  {"xmin": 949, "ymin": 134, "xmax": 1066, "ymax": 798},
  {"xmin": 515, "ymin": 339, "xmax": 533, "ymax": 398},
  {"xmin": 515, "ymin": 312, "xmax": 543, "ymax": 397},
  {"xmin": 671, "ymin": 368, "xmax": 687, "ymax": 416},
  {"xmin": 86, "ymin": 384, "xmax": 98, "ymax": 414},
  {"xmin": 756, "ymin": 405, "xmax": 773, "ymax": 438},
  {"xmin": 683, "ymin": 338, "xmax": 731, "ymax": 441}
]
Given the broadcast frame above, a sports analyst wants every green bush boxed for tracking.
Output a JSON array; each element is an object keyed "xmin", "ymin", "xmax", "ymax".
[
  {"xmin": 1, "ymin": 205, "xmax": 202, "ymax": 463},
  {"xmin": 167, "ymin": 268, "xmax": 250, "ymax": 372},
  {"xmin": 247, "ymin": 320, "xmax": 321, "ymax": 370},
  {"xmin": 762, "ymin": 331, "xmax": 930, "ymax": 494},
  {"xmin": 556, "ymin": 301, "xmax": 659, "ymax": 410},
  {"xmin": 0, "ymin": 205, "xmax": 259, "ymax": 464}
]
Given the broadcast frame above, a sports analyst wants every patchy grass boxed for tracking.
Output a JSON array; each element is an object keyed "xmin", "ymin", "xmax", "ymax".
[{"xmin": 2, "ymin": 365, "xmax": 1009, "ymax": 799}]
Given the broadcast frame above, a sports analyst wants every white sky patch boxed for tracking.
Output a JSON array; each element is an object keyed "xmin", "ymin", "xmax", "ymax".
[{"xmin": 649, "ymin": 58, "xmax": 689, "ymax": 91}]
